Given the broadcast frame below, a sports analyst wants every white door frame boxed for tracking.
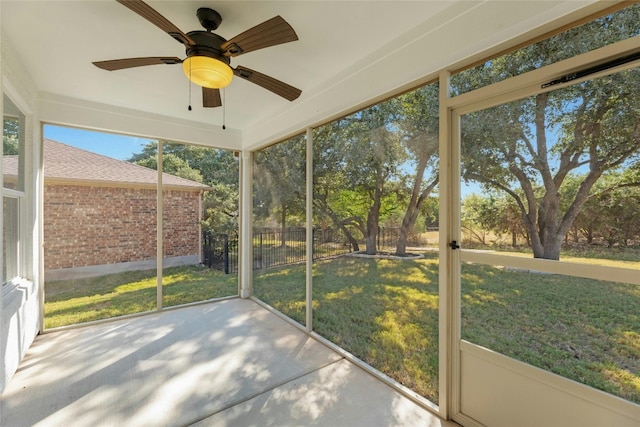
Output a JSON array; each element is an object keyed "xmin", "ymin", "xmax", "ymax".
[{"xmin": 443, "ymin": 36, "xmax": 640, "ymax": 427}]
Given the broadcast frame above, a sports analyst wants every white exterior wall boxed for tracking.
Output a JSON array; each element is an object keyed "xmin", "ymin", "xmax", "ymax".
[{"xmin": 1, "ymin": 31, "xmax": 41, "ymax": 393}]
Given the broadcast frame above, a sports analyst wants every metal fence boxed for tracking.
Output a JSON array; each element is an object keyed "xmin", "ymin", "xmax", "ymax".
[
  {"xmin": 202, "ymin": 232, "xmax": 238, "ymax": 274},
  {"xmin": 203, "ymin": 227, "xmax": 421, "ymax": 274},
  {"xmin": 253, "ymin": 228, "xmax": 306, "ymax": 269},
  {"xmin": 377, "ymin": 227, "xmax": 399, "ymax": 251}
]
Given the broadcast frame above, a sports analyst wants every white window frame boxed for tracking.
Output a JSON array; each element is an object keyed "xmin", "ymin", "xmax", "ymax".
[
  {"xmin": 2, "ymin": 95, "xmax": 28, "ymax": 289},
  {"xmin": 2, "ymin": 189, "xmax": 24, "ymax": 289}
]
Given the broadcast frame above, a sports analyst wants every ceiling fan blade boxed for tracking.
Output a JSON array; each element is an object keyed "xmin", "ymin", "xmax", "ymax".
[
  {"xmin": 116, "ymin": 0, "xmax": 194, "ymax": 46},
  {"xmin": 202, "ymin": 87, "xmax": 222, "ymax": 108},
  {"xmin": 234, "ymin": 66, "xmax": 301, "ymax": 101},
  {"xmin": 221, "ymin": 16, "xmax": 298, "ymax": 57},
  {"xmin": 93, "ymin": 57, "xmax": 182, "ymax": 71}
]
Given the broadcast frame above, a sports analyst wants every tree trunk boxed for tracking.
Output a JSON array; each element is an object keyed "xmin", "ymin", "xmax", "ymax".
[
  {"xmin": 280, "ymin": 204, "xmax": 287, "ymax": 247},
  {"xmin": 345, "ymin": 229, "xmax": 360, "ymax": 252},
  {"xmin": 525, "ymin": 172, "xmax": 601, "ymax": 260},
  {"xmin": 313, "ymin": 198, "xmax": 361, "ymax": 252},
  {"xmin": 396, "ymin": 231, "xmax": 409, "ymax": 256},
  {"xmin": 541, "ymin": 235, "xmax": 563, "ymax": 260},
  {"xmin": 365, "ymin": 185, "xmax": 383, "ymax": 255},
  {"xmin": 536, "ymin": 207, "xmax": 563, "ymax": 259},
  {"xmin": 365, "ymin": 206, "xmax": 380, "ymax": 255},
  {"xmin": 396, "ymin": 175, "xmax": 438, "ymax": 256},
  {"xmin": 337, "ymin": 217, "xmax": 363, "ymax": 252}
]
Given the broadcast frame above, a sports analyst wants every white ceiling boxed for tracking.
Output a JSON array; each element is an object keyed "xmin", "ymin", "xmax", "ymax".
[{"xmin": 1, "ymin": 0, "xmax": 602, "ymax": 150}]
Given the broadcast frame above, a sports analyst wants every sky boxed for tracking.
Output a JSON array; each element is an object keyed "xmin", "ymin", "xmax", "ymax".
[{"xmin": 43, "ymin": 124, "xmax": 153, "ymax": 161}]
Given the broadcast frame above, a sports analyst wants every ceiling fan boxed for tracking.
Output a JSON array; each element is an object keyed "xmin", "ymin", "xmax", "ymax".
[{"xmin": 93, "ymin": 0, "xmax": 302, "ymax": 108}]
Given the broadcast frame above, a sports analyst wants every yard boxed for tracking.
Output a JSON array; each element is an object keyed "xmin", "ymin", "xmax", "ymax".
[
  {"xmin": 45, "ymin": 252, "xmax": 640, "ymax": 406},
  {"xmin": 44, "ymin": 266, "xmax": 238, "ymax": 328}
]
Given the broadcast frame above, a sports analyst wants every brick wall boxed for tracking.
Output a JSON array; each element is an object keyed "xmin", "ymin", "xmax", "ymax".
[
  {"xmin": 44, "ymin": 184, "xmax": 201, "ymax": 270},
  {"xmin": 163, "ymin": 189, "xmax": 201, "ymax": 258}
]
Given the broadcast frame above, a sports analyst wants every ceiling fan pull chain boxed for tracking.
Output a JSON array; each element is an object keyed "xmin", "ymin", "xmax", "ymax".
[
  {"xmin": 188, "ymin": 60, "xmax": 193, "ymax": 111},
  {"xmin": 222, "ymin": 88, "xmax": 226, "ymax": 130}
]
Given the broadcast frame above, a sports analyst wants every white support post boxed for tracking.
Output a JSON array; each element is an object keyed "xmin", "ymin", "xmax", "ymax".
[
  {"xmin": 36, "ymin": 122, "xmax": 45, "ymax": 331},
  {"xmin": 438, "ymin": 69, "xmax": 452, "ymax": 420},
  {"xmin": 198, "ymin": 190, "xmax": 203, "ymax": 263},
  {"xmin": 305, "ymin": 127, "xmax": 313, "ymax": 332},
  {"xmin": 0, "ymin": 69, "xmax": 4, "ymax": 349},
  {"xmin": 239, "ymin": 150, "xmax": 253, "ymax": 298},
  {"xmin": 156, "ymin": 141, "xmax": 163, "ymax": 310}
]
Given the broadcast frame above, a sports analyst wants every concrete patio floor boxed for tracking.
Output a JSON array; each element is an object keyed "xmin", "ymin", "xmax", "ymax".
[{"xmin": 1, "ymin": 298, "xmax": 456, "ymax": 427}]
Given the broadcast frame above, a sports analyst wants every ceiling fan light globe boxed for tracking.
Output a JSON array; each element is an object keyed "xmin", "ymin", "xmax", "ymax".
[{"xmin": 182, "ymin": 56, "xmax": 233, "ymax": 89}]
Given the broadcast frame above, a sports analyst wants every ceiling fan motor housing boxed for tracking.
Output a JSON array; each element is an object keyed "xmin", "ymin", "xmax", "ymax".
[{"xmin": 185, "ymin": 31, "xmax": 230, "ymax": 65}]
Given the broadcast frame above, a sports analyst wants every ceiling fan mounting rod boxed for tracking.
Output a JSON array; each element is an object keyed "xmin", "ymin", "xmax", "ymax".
[{"xmin": 197, "ymin": 8, "xmax": 223, "ymax": 32}]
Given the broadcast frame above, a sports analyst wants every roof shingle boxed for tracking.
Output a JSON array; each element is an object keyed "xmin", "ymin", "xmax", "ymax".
[{"xmin": 28, "ymin": 139, "xmax": 210, "ymax": 190}]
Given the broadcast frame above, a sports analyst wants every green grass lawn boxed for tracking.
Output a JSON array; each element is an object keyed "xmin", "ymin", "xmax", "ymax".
[
  {"xmin": 461, "ymin": 263, "xmax": 640, "ymax": 403},
  {"xmin": 46, "ymin": 254, "xmax": 640, "ymax": 407},
  {"xmin": 254, "ymin": 254, "xmax": 441, "ymax": 403},
  {"xmin": 45, "ymin": 265, "xmax": 237, "ymax": 329},
  {"xmin": 255, "ymin": 253, "xmax": 639, "ymax": 406}
]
